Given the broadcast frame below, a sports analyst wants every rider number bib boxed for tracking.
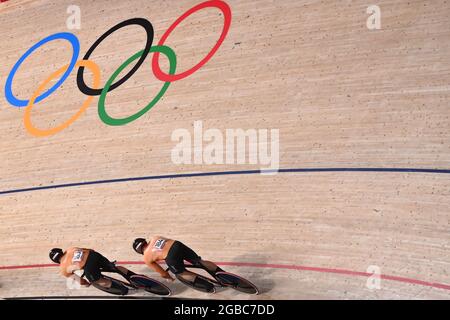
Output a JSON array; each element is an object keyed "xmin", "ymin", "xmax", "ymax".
[
  {"xmin": 153, "ymin": 239, "xmax": 166, "ymax": 251},
  {"xmin": 72, "ymin": 250, "xmax": 84, "ymax": 262}
]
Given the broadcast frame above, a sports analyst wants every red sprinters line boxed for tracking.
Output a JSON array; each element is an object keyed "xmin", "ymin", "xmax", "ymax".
[
  {"xmin": 0, "ymin": 261, "xmax": 449, "ymax": 291},
  {"xmin": 0, "ymin": 263, "xmax": 55, "ymax": 270}
]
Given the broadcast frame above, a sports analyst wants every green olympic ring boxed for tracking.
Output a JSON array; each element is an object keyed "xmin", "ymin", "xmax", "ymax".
[{"xmin": 98, "ymin": 45, "xmax": 177, "ymax": 126}]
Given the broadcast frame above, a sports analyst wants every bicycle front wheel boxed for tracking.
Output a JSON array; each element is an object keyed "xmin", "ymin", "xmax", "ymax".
[
  {"xmin": 92, "ymin": 277, "xmax": 129, "ymax": 296},
  {"xmin": 130, "ymin": 274, "xmax": 172, "ymax": 296},
  {"xmin": 215, "ymin": 272, "xmax": 259, "ymax": 295}
]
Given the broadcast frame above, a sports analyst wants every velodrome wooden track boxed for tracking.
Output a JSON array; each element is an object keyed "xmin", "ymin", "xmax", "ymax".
[{"xmin": 0, "ymin": 0, "xmax": 449, "ymax": 299}]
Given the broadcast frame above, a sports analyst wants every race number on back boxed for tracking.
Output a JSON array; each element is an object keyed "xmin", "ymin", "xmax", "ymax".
[
  {"xmin": 153, "ymin": 239, "xmax": 166, "ymax": 251},
  {"xmin": 72, "ymin": 250, "xmax": 84, "ymax": 262}
]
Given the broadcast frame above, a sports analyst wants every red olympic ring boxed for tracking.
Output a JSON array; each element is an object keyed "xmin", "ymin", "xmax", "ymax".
[{"xmin": 152, "ymin": 0, "xmax": 232, "ymax": 82}]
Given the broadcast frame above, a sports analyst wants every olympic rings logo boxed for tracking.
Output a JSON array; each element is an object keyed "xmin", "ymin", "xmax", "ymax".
[{"xmin": 4, "ymin": 0, "xmax": 231, "ymax": 137}]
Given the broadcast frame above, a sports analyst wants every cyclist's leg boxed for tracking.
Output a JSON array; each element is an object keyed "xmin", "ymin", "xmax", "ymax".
[
  {"xmin": 198, "ymin": 260, "xmax": 224, "ymax": 275},
  {"xmin": 166, "ymin": 242, "xmax": 207, "ymax": 283},
  {"xmin": 84, "ymin": 251, "xmax": 112, "ymax": 288},
  {"xmin": 166, "ymin": 242, "xmax": 189, "ymax": 276},
  {"xmin": 82, "ymin": 252, "xmax": 129, "ymax": 295},
  {"xmin": 167, "ymin": 242, "xmax": 219, "ymax": 292},
  {"xmin": 95, "ymin": 251, "xmax": 136, "ymax": 280},
  {"xmin": 178, "ymin": 243, "xmax": 224, "ymax": 275},
  {"xmin": 116, "ymin": 266, "xmax": 137, "ymax": 279}
]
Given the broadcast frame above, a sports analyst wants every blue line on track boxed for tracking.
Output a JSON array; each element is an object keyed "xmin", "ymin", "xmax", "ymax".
[{"xmin": 1, "ymin": 167, "xmax": 449, "ymax": 196}]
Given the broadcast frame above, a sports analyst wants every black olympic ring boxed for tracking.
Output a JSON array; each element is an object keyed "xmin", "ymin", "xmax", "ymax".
[{"xmin": 76, "ymin": 17, "xmax": 154, "ymax": 96}]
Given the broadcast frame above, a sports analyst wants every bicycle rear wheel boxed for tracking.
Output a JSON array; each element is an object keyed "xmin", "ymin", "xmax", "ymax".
[
  {"xmin": 215, "ymin": 272, "xmax": 259, "ymax": 295},
  {"xmin": 130, "ymin": 274, "xmax": 172, "ymax": 296}
]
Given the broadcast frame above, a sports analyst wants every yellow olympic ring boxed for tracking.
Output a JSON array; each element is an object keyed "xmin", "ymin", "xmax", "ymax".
[{"xmin": 24, "ymin": 60, "xmax": 100, "ymax": 137}]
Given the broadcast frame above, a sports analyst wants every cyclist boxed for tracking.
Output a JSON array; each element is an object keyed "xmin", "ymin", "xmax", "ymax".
[
  {"xmin": 132, "ymin": 236, "xmax": 224, "ymax": 291},
  {"xmin": 49, "ymin": 247, "xmax": 136, "ymax": 294}
]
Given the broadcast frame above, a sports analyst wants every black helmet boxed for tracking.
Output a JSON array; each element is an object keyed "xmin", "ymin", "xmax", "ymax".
[
  {"xmin": 133, "ymin": 238, "xmax": 147, "ymax": 254},
  {"xmin": 49, "ymin": 248, "xmax": 64, "ymax": 264}
]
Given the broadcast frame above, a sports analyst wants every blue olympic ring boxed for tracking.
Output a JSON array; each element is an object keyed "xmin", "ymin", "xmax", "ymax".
[{"xmin": 4, "ymin": 32, "xmax": 80, "ymax": 107}]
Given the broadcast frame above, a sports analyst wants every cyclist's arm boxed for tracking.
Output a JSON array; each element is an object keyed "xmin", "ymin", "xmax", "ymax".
[
  {"xmin": 145, "ymin": 260, "xmax": 173, "ymax": 280},
  {"xmin": 62, "ymin": 268, "xmax": 90, "ymax": 286},
  {"xmin": 146, "ymin": 261, "xmax": 165, "ymax": 276}
]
